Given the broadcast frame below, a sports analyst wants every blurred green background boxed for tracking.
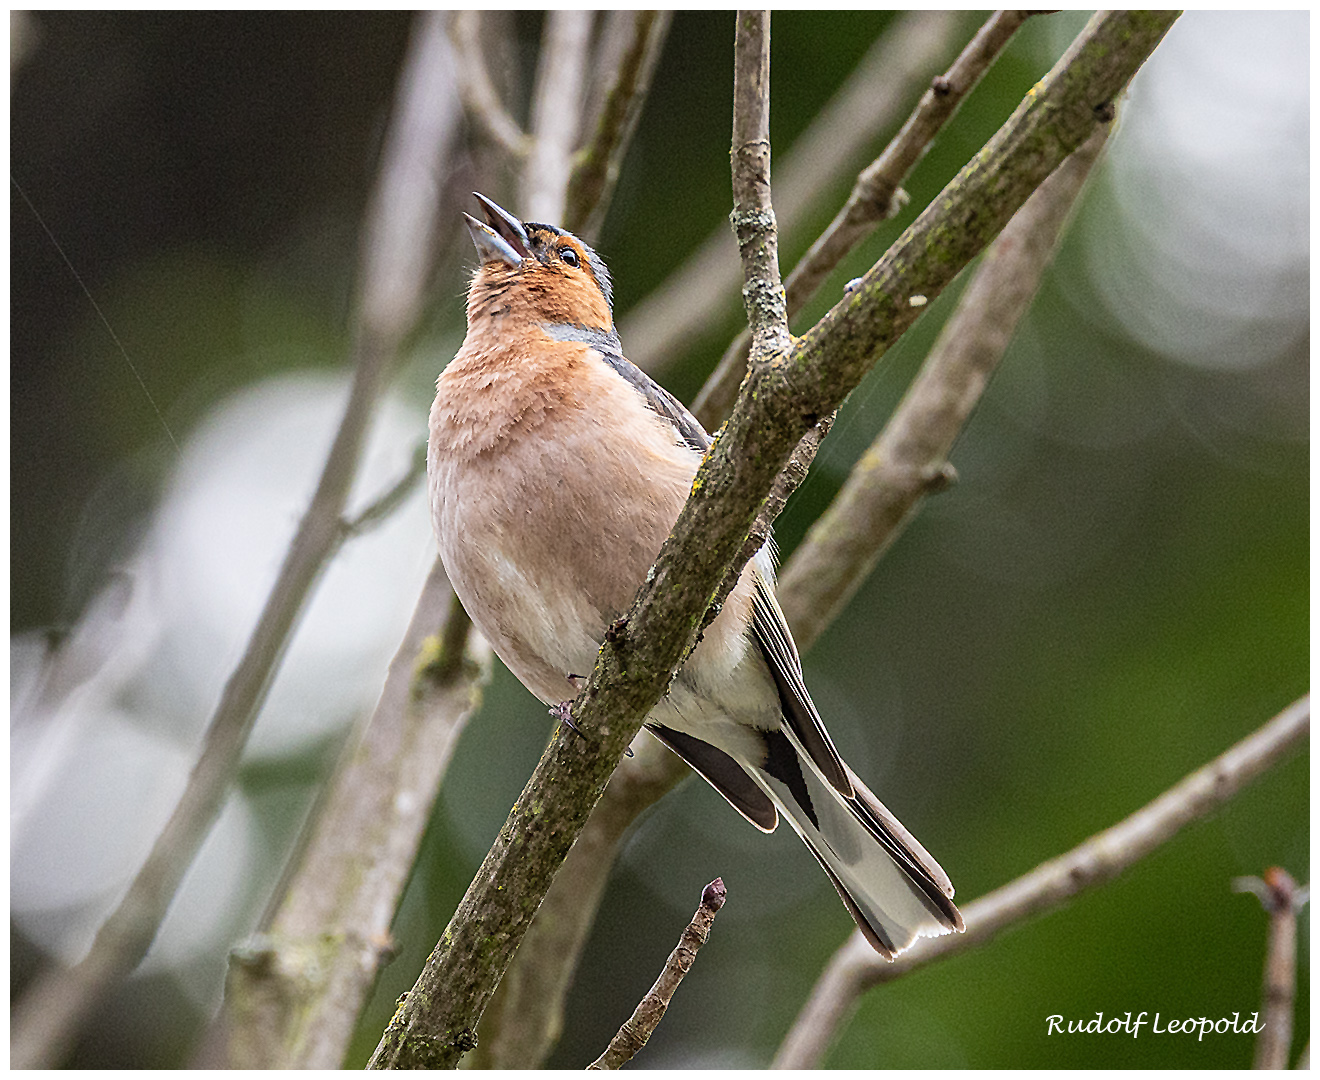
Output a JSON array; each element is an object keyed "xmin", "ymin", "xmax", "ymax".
[{"xmin": 11, "ymin": 11, "xmax": 1308, "ymax": 1070}]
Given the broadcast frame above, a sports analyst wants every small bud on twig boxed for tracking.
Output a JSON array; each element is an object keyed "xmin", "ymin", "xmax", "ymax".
[{"xmin": 587, "ymin": 879, "xmax": 729, "ymax": 1070}]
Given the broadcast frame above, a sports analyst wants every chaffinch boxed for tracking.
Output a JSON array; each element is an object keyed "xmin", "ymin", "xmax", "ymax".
[{"xmin": 427, "ymin": 193, "xmax": 962, "ymax": 958}]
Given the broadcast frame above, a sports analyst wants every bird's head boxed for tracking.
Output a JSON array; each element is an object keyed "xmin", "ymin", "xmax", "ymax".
[{"xmin": 463, "ymin": 193, "xmax": 615, "ymax": 334}]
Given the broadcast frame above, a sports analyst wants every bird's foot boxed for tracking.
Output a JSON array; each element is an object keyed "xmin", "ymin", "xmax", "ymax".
[
  {"xmin": 551, "ymin": 699, "xmax": 584, "ymax": 738},
  {"xmin": 553, "ymin": 684, "xmax": 633, "ymax": 757}
]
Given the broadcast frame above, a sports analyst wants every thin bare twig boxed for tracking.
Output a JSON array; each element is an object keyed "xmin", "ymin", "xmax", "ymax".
[
  {"xmin": 788, "ymin": 10, "xmax": 1033, "ymax": 313},
  {"xmin": 778, "ymin": 120, "xmax": 1112, "ymax": 644},
  {"xmin": 340, "ymin": 440, "xmax": 428, "ymax": 540},
  {"xmin": 10, "ymin": 12, "xmax": 461, "ymax": 1069},
  {"xmin": 523, "ymin": 10, "xmax": 594, "ymax": 223},
  {"xmin": 564, "ymin": 10, "xmax": 672, "ymax": 240},
  {"xmin": 729, "ymin": 10, "xmax": 789, "ymax": 354},
  {"xmin": 1234, "ymin": 867, "xmax": 1308, "ymax": 1069},
  {"xmin": 621, "ymin": 10, "xmax": 967, "ymax": 374},
  {"xmin": 694, "ymin": 10, "xmax": 1033, "ymax": 425},
  {"xmin": 774, "ymin": 696, "xmax": 1310, "ymax": 1069},
  {"xmin": 587, "ymin": 879, "xmax": 729, "ymax": 1070},
  {"xmin": 448, "ymin": 10, "xmax": 529, "ymax": 159}
]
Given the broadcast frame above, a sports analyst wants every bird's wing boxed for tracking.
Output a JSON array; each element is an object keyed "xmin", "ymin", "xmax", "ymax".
[
  {"xmin": 590, "ymin": 339, "xmax": 853, "ymax": 797},
  {"xmin": 749, "ymin": 573, "xmax": 852, "ymax": 796},
  {"xmin": 648, "ymin": 723, "xmax": 779, "ymax": 832},
  {"xmin": 581, "ymin": 335, "xmax": 711, "ymax": 454}
]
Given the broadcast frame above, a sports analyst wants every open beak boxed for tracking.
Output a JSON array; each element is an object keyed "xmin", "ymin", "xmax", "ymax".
[{"xmin": 464, "ymin": 192, "xmax": 531, "ymax": 266}]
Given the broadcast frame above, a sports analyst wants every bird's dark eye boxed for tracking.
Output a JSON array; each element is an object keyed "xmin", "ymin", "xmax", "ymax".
[{"xmin": 558, "ymin": 245, "xmax": 580, "ymax": 268}]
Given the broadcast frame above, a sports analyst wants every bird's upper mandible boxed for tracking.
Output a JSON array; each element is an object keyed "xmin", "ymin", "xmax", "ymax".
[{"xmin": 463, "ymin": 193, "xmax": 615, "ymax": 334}]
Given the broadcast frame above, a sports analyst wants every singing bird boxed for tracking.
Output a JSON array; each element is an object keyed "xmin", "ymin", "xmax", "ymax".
[{"xmin": 427, "ymin": 193, "xmax": 962, "ymax": 957}]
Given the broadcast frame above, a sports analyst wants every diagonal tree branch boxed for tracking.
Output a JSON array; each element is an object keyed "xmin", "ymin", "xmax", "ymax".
[
  {"xmin": 10, "ymin": 12, "xmax": 462, "ymax": 1069},
  {"xmin": 467, "ymin": 735, "xmax": 691, "ymax": 1068},
  {"xmin": 694, "ymin": 9, "xmax": 1035, "ymax": 426},
  {"xmin": 785, "ymin": 9, "xmax": 1034, "ymax": 315},
  {"xmin": 365, "ymin": 12, "xmax": 1179, "ymax": 1069},
  {"xmin": 620, "ymin": 9, "xmax": 969, "ymax": 374},
  {"xmin": 773, "ymin": 695, "xmax": 1310, "ymax": 1069}
]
